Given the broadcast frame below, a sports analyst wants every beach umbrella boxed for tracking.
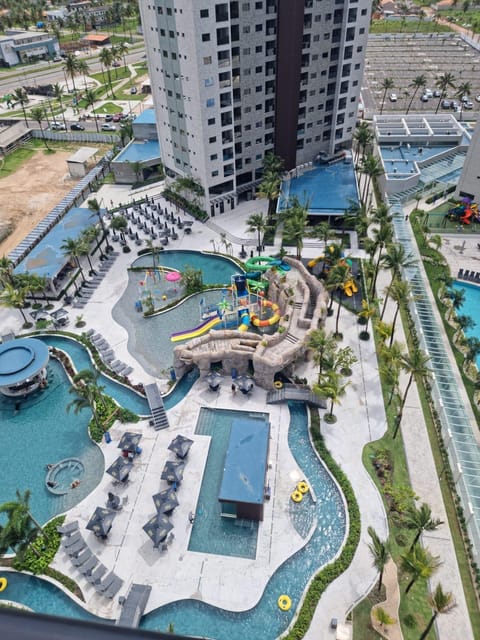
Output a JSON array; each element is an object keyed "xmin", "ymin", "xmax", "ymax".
[
  {"xmin": 106, "ymin": 456, "xmax": 133, "ymax": 482},
  {"xmin": 86, "ymin": 506, "xmax": 116, "ymax": 538},
  {"xmin": 142, "ymin": 513, "xmax": 173, "ymax": 548},
  {"xmin": 168, "ymin": 435, "xmax": 194, "ymax": 460},
  {"xmin": 152, "ymin": 488, "xmax": 179, "ymax": 514},
  {"xmin": 161, "ymin": 459, "xmax": 185, "ymax": 484},
  {"xmin": 118, "ymin": 431, "xmax": 142, "ymax": 453}
]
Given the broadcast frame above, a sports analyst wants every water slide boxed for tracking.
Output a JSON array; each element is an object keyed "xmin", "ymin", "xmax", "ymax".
[
  {"xmin": 238, "ymin": 308, "xmax": 250, "ymax": 332},
  {"xmin": 170, "ymin": 316, "xmax": 221, "ymax": 342},
  {"xmin": 342, "ymin": 280, "xmax": 358, "ymax": 297},
  {"xmin": 307, "ymin": 256, "xmax": 323, "ymax": 269}
]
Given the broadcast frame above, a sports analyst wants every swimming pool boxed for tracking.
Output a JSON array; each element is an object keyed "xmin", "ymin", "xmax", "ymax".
[
  {"xmin": 113, "ymin": 251, "xmax": 243, "ymax": 377},
  {"xmin": 278, "ymin": 162, "xmax": 359, "ymax": 215},
  {"xmin": 453, "ymin": 280, "xmax": 480, "ymax": 366},
  {"xmin": 1, "ymin": 403, "xmax": 347, "ymax": 640},
  {"xmin": 380, "ymin": 144, "xmax": 456, "ymax": 162}
]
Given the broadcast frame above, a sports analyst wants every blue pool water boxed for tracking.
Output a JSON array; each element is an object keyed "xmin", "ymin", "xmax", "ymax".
[
  {"xmin": 114, "ymin": 251, "xmax": 242, "ymax": 377},
  {"xmin": 114, "ymin": 140, "xmax": 160, "ymax": 163},
  {"xmin": 1, "ymin": 403, "xmax": 347, "ymax": 640},
  {"xmin": 380, "ymin": 144, "xmax": 456, "ymax": 162},
  {"xmin": 453, "ymin": 280, "xmax": 480, "ymax": 366},
  {"xmin": 278, "ymin": 162, "xmax": 359, "ymax": 215},
  {"xmin": 188, "ymin": 408, "xmax": 268, "ymax": 559},
  {"xmin": 0, "ymin": 359, "xmax": 103, "ymax": 524}
]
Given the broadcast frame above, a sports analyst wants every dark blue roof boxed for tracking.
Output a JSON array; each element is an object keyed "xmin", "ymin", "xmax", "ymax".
[
  {"xmin": 219, "ymin": 418, "xmax": 270, "ymax": 505},
  {"xmin": 133, "ymin": 108, "xmax": 156, "ymax": 125},
  {"xmin": 0, "ymin": 338, "xmax": 49, "ymax": 387}
]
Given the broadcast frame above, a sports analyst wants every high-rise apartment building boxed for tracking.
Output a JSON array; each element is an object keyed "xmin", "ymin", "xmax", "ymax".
[{"xmin": 140, "ymin": 0, "xmax": 371, "ymax": 215}]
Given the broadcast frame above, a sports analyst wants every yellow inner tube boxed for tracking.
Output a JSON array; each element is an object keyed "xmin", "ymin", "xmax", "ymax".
[
  {"xmin": 274, "ymin": 381, "xmax": 283, "ymax": 389},
  {"xmin": 297, "ymin": 481, "xmax": 309, "ymax": 494},
  {"xmin": 291, "ymin": 490, "xmax": 303, "ymax": 503},
  {"xmin": 0, "ymin": 577, "xmax": 7, "ymax": 592},
  {"xmin": 278, "ymin": 594, "xmax": 291, "ymax": 611}
]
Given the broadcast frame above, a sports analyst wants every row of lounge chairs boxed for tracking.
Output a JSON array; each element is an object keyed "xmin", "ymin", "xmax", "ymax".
[
  {"xmin": 86, "ymin": 329, "xmax": 133, "ymax": 377},
  {"xmin": 69, "ymin": 253, "xmax": 119, "ymax": 309},
  {"xmin": 57, "ymin": 521, "xmax": 123, "ymax": 599},
  {"xmin": 457, "ymin": 268, "xmax": 480, "ymax": 282}
]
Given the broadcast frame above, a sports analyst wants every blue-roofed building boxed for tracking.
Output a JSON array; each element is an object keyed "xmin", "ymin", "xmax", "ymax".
[
  {"xmin": 218, "ymin": 418, "xmax": 270, "ymax": 521},
  {"xmin": 132, "ymin": 108, "xmax": 158, "ymax": 140},
  {"xmin": 0, "ymin": 338, "xmax": 49, "ymax": 397}
]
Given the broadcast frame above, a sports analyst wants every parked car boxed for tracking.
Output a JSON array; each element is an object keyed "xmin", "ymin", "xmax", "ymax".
[
  {"xmin": 450, "ymin": 100, "xmax": 459, "ymax": 111},
  {"xmin": 441, "ymin": 99, "xmax": 451, "ymax": 109},
  {"xmin": 112, "ymin": 113, "xmax": 123, "ymax": 122},
  {"xmin": 50, "ymin": 122, "xmax": 66, "ymax": 130},
  {"xmin": 112, "ymin": 61, "xmax": 121, "ymax": 67},
  {"xmin": 101, "ymin": 123, "xmax": 117, "ymax": 131},
  {"xmin": 104, "ymin": 114, "xmax": 114, "ymax": 122},
  {"xmin": 420, "ymin": 94, "xmax": 429, "ymax": 102},
  {"xmin": 70, "ymin": 123, "xmax": 85, "ymax": 131},
  {"xmin": 389, "ymin": 93, "xmax": 397, "ymax": 102},
  {"xmin": 130, "ymin": 86, "xmax": 138, "ymax": 95},
  {"xmin": 53, "ymin": 56, "xmax": 63, "ymax": 62},
  {"xmin": 433, "ymin": 90, "xmax": 441, "ymax": 98},
  {"xmin": 423, "ymin": 88, "xmax": 433, "ymax": 98},
  {"xmin": 463, "ymin": 100, "xmax": 474, "ymax": 110}
]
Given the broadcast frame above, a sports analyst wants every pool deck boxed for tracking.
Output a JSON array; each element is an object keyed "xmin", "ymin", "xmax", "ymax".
[{"xmin": 0, "ymin": 179, "xmax": 473, "ymax": 639}]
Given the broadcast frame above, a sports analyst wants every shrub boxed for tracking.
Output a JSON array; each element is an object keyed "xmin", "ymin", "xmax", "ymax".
[{"xmin": 13, "ymin": 516, "xmax": 64, "ymax": 575}]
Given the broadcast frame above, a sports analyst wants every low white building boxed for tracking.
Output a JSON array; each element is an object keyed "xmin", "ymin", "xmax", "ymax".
[{"xmin": 0, "ymin": 29, "xmax": 60, "ymax": 67}]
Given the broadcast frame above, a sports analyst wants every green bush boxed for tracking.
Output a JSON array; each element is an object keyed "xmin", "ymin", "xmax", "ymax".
[{"xmin": 13, "ymin": 516, "xmax": 64, "ymax": 575}]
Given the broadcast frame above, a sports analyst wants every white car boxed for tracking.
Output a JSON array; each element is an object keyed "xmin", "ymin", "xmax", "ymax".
[
  {"xmin": 50, "ymin": 122, "xmax": 66, "ymax": 130},
  {"xmin": 389, "ymin": 93, "xmax": 397, "ymax": 102},
  {"xmin": 420, "ymin": 94, "xmax": 429, "ymax": 102},
  {"xmin": 101, "ymin": 123, "xmax": 117, "ymax": 131},
  {"xmin": 423, "ymin": 89, "xmax": 433, "ymax": 98},
  {"xmin": 464, "ymin": 100, "xmax": 474, "ymax": 110}
]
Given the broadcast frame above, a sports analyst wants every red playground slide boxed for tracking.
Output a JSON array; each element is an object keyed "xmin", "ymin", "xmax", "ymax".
[{"xmin": 461, "ymin": 208, "xmax": 473, "ymax": 224}]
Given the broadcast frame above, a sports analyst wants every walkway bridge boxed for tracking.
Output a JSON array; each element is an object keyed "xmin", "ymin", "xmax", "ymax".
[
  {"xmin": 144, "ymin": 383, "xmax": 169, "ymax": 430},
  {"xmin": 266, "ymin": 384, "xmax": 326, "ymax": 409}
]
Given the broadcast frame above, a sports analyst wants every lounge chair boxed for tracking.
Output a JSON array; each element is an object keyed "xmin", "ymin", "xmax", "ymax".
[
  {"xmin": 94, "ymin": 571, "xmax": 116, "ymax": 594},
  {"xmin": 67, "ymin": 539, "xmax": 87, "ymax": 557},
  {"xmin": 122, "ymin": 366, "xmax": 133, "ymax": 377},
  {"xmin": 458, "ymin": 268, "xmax": 464, "ymax": 279},
  {"xmin": 86, "ymin": 564, "xmax": 107, "ymax": 585},
  {"xmin": 103, "ymin": 576, "xmax": 124, "ymax": 599},
  {"xmin": 57, "ymin": 521, "xmax": 79, "ymax": 536},
  {"xmin": 85, "ymin": 329, "xmax": 95, "ymax": 338},
  {"xmin": 62, "ymin": 532, "xmax": 82, "ymax": 548},
  {"xmin": 71, "ymin": 549, "xmax": 92, "ymax": 567},
  {"xmin": 469, "ymin": 271, "xmax": 477, "ymax": 281},
  {"xmin": 80, "ymin": 556, "xmax": 98, "ymax": 575},
  {"xmin": 463, "ymin": 270, "xmax": 470, "ymax": 279}
]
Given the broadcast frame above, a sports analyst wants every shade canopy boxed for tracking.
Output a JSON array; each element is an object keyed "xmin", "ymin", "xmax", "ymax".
[
  {"xmin": 118, "ymin": 431, "xmax": 142, "ymax": 453},
  {"xmin": 206, "ymin": 371, "xmax": 222, "ymax": 390},
  {"xmin": 106, "ymin": 456, "xmax": 133, "ymax": 482},
  {"xmin": 168, "ymin": 435, "xmax": 193, "ymax": 460},
  {"xmin": 161, "ymin": 460, "xmax": 185, "ymax": 485},
  {"xmin": 236, "ymin": 375, "xmax": 254, "ymax": 394},
  {"xmin": 152, "ymin": 488, "xmax": 179, "ymax": 514},
  {"xmin": 165, "ymin": 271, "xmax": 181, "ymax": 282},
  {"xmin": 142, "ymin": 513, "xmax": 173, "ymax": 548},
  {"xmin": 86, "ymin": 506, "xmax": 116, "ymax": 538}
]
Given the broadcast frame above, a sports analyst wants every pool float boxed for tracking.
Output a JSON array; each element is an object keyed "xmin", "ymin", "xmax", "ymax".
[
  {"xmin": 278, "ymin": 594, "xmax": 291, "ymax": 611},
  {"xmin": 250, "ymin": 301, "xmax": 281, "ymax": 327},
  {"xmin": 297, "ymin": 481, "xmax": 309, "ymax": 494},
  {"xmin": 274, "ymin": 381, "xmax": 283, "ymax": 389},
  {"xmin": 0, "ymin": 577, "xmax": 7, "ymax": 592},
  {"xmin": 291, "ymin": 490, "xmax": 303, "ymax": 503}
]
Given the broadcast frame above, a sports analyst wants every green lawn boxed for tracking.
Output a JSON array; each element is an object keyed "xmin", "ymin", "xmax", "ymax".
[{"xmin": 370, "ymin": 20, "xmax": 451, "ymax": 34}]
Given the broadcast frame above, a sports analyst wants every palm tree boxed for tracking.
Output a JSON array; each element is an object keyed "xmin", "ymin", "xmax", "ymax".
[
  {"xmin": 282, "ymin": 199, "xmax": 309, "ymax": 259},
  {"xmin": 401, "ymin": 546, "xmax": 441, "ymax": 594},
  {"xmin": 404, "ymin": 503, "xmax": 444, "ymax": 551},
  {"xmin": 435, "ymin": 72, "xmax": 456, "ymax": 113},
  {"xmin": 358, "ymin": 299, "xmax": 377, "ymax": 338},
  {"xmin": 456, "ymin": 81, "xmax": 472, "ymax": 103},
  {"xmin": 29, "ymin": 106, "xmax": 49, "ymax": 150},
  {"xmin": 327, "ymin": 262, "xmax": 352, "ymax": 337},
  {"xmin": 371, "ymin": 203, "xmax": 392, "ymax": 226},
  {"xmin": 76, "ymin": 58, "xmax": 90, "ymax": 92},
  {"xmin": 353, "ymin": 121, "xmax": 372, "ymax": 164},
  {"xmin": 87, "ymin": 197, "xmax": 111, "ymax": 251},
  {"xmin": 419, "ymin": 583, "xmax": 456, "ymax": 639},
  {"xmin": 446, "ymin": 287, "xmax": 465, "ymax": 321},
  {"xmin": 68, "ymin": 369, "xmax": 105, "ymax": 430},
  {"xmin": 370, "ymin": 222, "xmax": 393, "ymax": 298},
  {"xmin": 110, "ymin": 44, "xmax": 122, "ymax": 79},
  {"xmin": 263, "ymin": 151, "xmax": 284, "ymax": 175},
  {"xmin": 99, "ymin": 47, "xmax": 115, "ymax": 98},
  {"xmin": 389, "ymin": 279, "xmax": 412, "ymax": 346},
  {"xmin": 61, "ymin": 237, "xmax": 86, "ymax": 282},
  {"xmin": 84, "ymin": 88, "xmax": 100, "ymax": 132},
  {"xmin": 62, "ymin": 53, "xmax": 80, "ymax": 106},
  {"xmin": 373, "ymin": 607, "xmax": 396, "ymax": 632},
  {"xmin": 407, "ymin": 74, "xmax": 427, "ymax": 114},
  {"xmin": 464, "ymin": 336, "xmax": 480, "ymax": 370},
  {"xmin": 52, "ymin": 82, "xmax": 67, "ymax": 130},
  {"xmin": 367, "ymin": 526, "xmax": 390, "ymax": 592},
  {"xmin": 314, "ymin": 370, "xmax": 349, "ymax": 423},
  {"xmin": 380, "ymin": 77, "xmax": 395, "ymax": 114},
  {"xmin": 306, "ymin": 328, "xmax": 338, "ymax": 382},
  {"xmin": 246, "ymin": 213, "xmax": 267, "ymax": 255},
  {"xmin": 394, "ymin": 347, "xmax": 431, "ymax": 438},
  {"xmin": 257, "ymin": 172, "xmax": 281, "ymax": 221},
  {"xmin": 380, "ymin": 244, "xmax": 416, "ymax": 320},
  {"xmin": 13, "ymin": 87, "xmax": 29, "ymax": 125},
  {"xmin": 146, "ymin": 238, "xmax": 160, "ymax": 275},
  {"xmin": 455, "ymin": 314, "xmax": 475, "ymax": 343},
  {"xmin": 0, "ymin": 281, "xmax": 30, "ymax": 326},
  {"xmin": 0, "ymin": 490, "xmax": 44, "ymax": 560},
  {"xmin": 360, "ymin": 153, "xmax": 384, "ymax": 205},
  {"xmin": 380, "ymin": 360, "xmax": 400, "ymax": 407},
  {"xmin": 0, "ymin": 256, "xmax": 14, "ymax": 286}
]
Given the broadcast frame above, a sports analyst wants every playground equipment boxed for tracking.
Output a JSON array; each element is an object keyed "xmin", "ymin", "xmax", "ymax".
[
  {"xmin": 307, "ymin": 244, "xmax": 345, "ymax": 270},
  {"xmin": 251, "ymin": 300, "xmax": 281, "ymax": 327},
  {"xmin": 342, "ymin": 280, "xmax": 358, "ymax": 297},
  {"xmin": 171, "ymin": 316, "xmax": 221, "ymax": 342},
  {"xmin": 245, "ymin": 255, "xmax": 290, "ymax": 272},
  {"xmin": 448, "ymin": 199, "xmax": 480, "ymax": 225}
]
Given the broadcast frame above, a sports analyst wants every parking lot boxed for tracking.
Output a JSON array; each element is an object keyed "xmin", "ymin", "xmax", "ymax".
[{"xmin": 363, "ymin": 32, "xmax": 480, "ymax": 118}]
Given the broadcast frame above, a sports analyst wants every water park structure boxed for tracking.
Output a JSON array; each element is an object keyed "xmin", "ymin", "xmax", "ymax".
[{"xmin": 447, "ymin": 198, "xmax": 480, "ymax": 225}]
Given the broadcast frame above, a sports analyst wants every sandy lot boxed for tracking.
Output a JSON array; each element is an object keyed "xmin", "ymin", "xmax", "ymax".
[{"xmin": 0, "ymin": 149, "xmax": 80, "ymax": 257}]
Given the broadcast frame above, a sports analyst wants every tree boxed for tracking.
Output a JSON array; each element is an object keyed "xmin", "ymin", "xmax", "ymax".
[
  {"xmin": 407, "ymin": 74, "xmax": 427, "ymax": 114},
  {"xmin": 401, "ymin": 546, "xmax": 441, "ymax": 594},
  {"xmin": 87, "ymin": 197, "xmax": 111, "ymax": 251},
  {"xmin": 353, "ymin": 121, "xmax": 372, "ymax": 164},
  {"xmin": 326, "ymin": 262, "xmax": 353, "ymax": 336},
  {"xmin": 456, "ymin": 81, "xmax": 472, "ymax": 103},
  {"xmin": 62, "ymin": 53, "xmax": 80, "ymax": 106},
  {"xmin": 360, "ymin": 153, "xmax": 384, "ymax": 205},
  {"xmin": 313, "ymin": 370, "xmax": 349, "ymax": 423},
  {"xmin": 464, "ymin": 336, "xmax": 480, "ymax": 370},
  {"xmin": 0, "ymin": 256, "xmax": 14, "ymax": 286},
  {"xmin": 419, "ymin": 583, "xmax": 456, "ymax": 640},
  {"xmin": 68, "ymin": 371, "xmax": 102, "ymax": 430},
  {"xmin": 61, "ymin": 237, "xmax": 86, "ymax": 282},
  {"xmin": 263, "ymin": 151, "xmax": 284, "ymax": 175},
  {"xmin": 52, "ymin": 82, "xmax": 68, "ymax": 130},
  {"xmin": 455, "ymin": 314, "xmax": 475, "ymax": 343},
  {"xmin": 0, "ymin": 490, "xmax": 44, "ymax": 560},
  {"xmin": 394, "ymin": 347, "xmax": 431, "ymax": 438},
  {"xmin": 146, "ymin": 238, "xmax": 160, "ymax": 275},
  {"xmin": 0, "ymin": 282, "xmax": 30, "ymax": 326},
  {"xmin": 388, "ymin": 279, "xmax": 412, "ymax": 346},
  {"xmin": 246, "ymin": 213, "xmax": 267, "ymax": 255},
  {"xmin": 306, "ymin": 328, "xmax": 338, "ymax": 382},
  {"xmin": 99, "ymin": 47, "xmax": 115, "ymax": 98},
  {"xmin": 117, "ymin": 41, "xmax": 130, "ymax": 73},
  {"xmin": 13, "ymin": 87, "xmax": 29, "ymax": 125},
  {"xmin": 367, "ymin": 526, "xmax": 390, "ymax": 592},
  {"xmin": 380, "ymin": 244, "xmax": 416, "ymax": 320},
  {"xmin": 29, "ymin": 106, "xmax": 49, "ymax": 150},
  {"xmin": 380, "ymin": 77, "xmax": 394, "ymax": 114},
  {"xmin": 371, "ymin": 203, "xmax": 392, "ymax": 226},
  {"xmin": 282, "ymin": 198, "xmax": 309, "ymax": 259},
  {"xmin": 358, "ymin": 298, "xmax": 377, "ymax": 338},
  {"xmin": 181, "ymin": 265, "xmax": 203, "ymax": 295},
  {"xmin": 446, "ymin": 286, "xmax": 465, "ymax": 321},
  {"xmin": 404, "ymin": 503, "xmax": 444, "ymax": 551},
  {"xmin": 257, "ymin": 172, "xmax": 281, "ymax": 221},
  {"xmin": 435, "ymin": 72, "xmax": 456, "ymax": 113},
  {"xmin": 84, "ymin": 89, "xmax": 99, "ymax": 132},
  {"xmin": 370, "ymin": 221, "xmax": 393, "ymax": 298},
  {"xmin": 373, "ymin": 607, "xmax": 396, "ymax": 632}
]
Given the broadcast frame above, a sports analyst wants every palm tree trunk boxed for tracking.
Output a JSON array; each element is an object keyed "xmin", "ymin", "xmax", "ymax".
[
  {"xmin": 389, "ymin": 305, "xmax": 401, "ymax": 347},
  {"xmin": 400, "ymin": 375, "xmax": 414, "ymax": 414},
  {"xmin": 405, "ymin": 577, "xmax": 416, "ymax": 594},
  {"xmin": 409, "ymin": 530, "xmax": 421, "ymax": 552},
  {"xmin": 377, "ymin": 569, "xmax": 384, "ymax": 592},
  {"xmin": 419, "ymin": 613, "xmax": 437, "ymax": 640},
  {"xmin": 335, "ymin": 292, "xmax": 343, "ymax": 335},
  {"xmin": 380, "ymin": 278, "xmax": 395, "ymax": 320}
]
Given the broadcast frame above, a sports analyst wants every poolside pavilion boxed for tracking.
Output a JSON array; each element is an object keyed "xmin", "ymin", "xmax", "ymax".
[{"xmin": 0, "ymin": 337, "xmax": 49, "ymax": 397}]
